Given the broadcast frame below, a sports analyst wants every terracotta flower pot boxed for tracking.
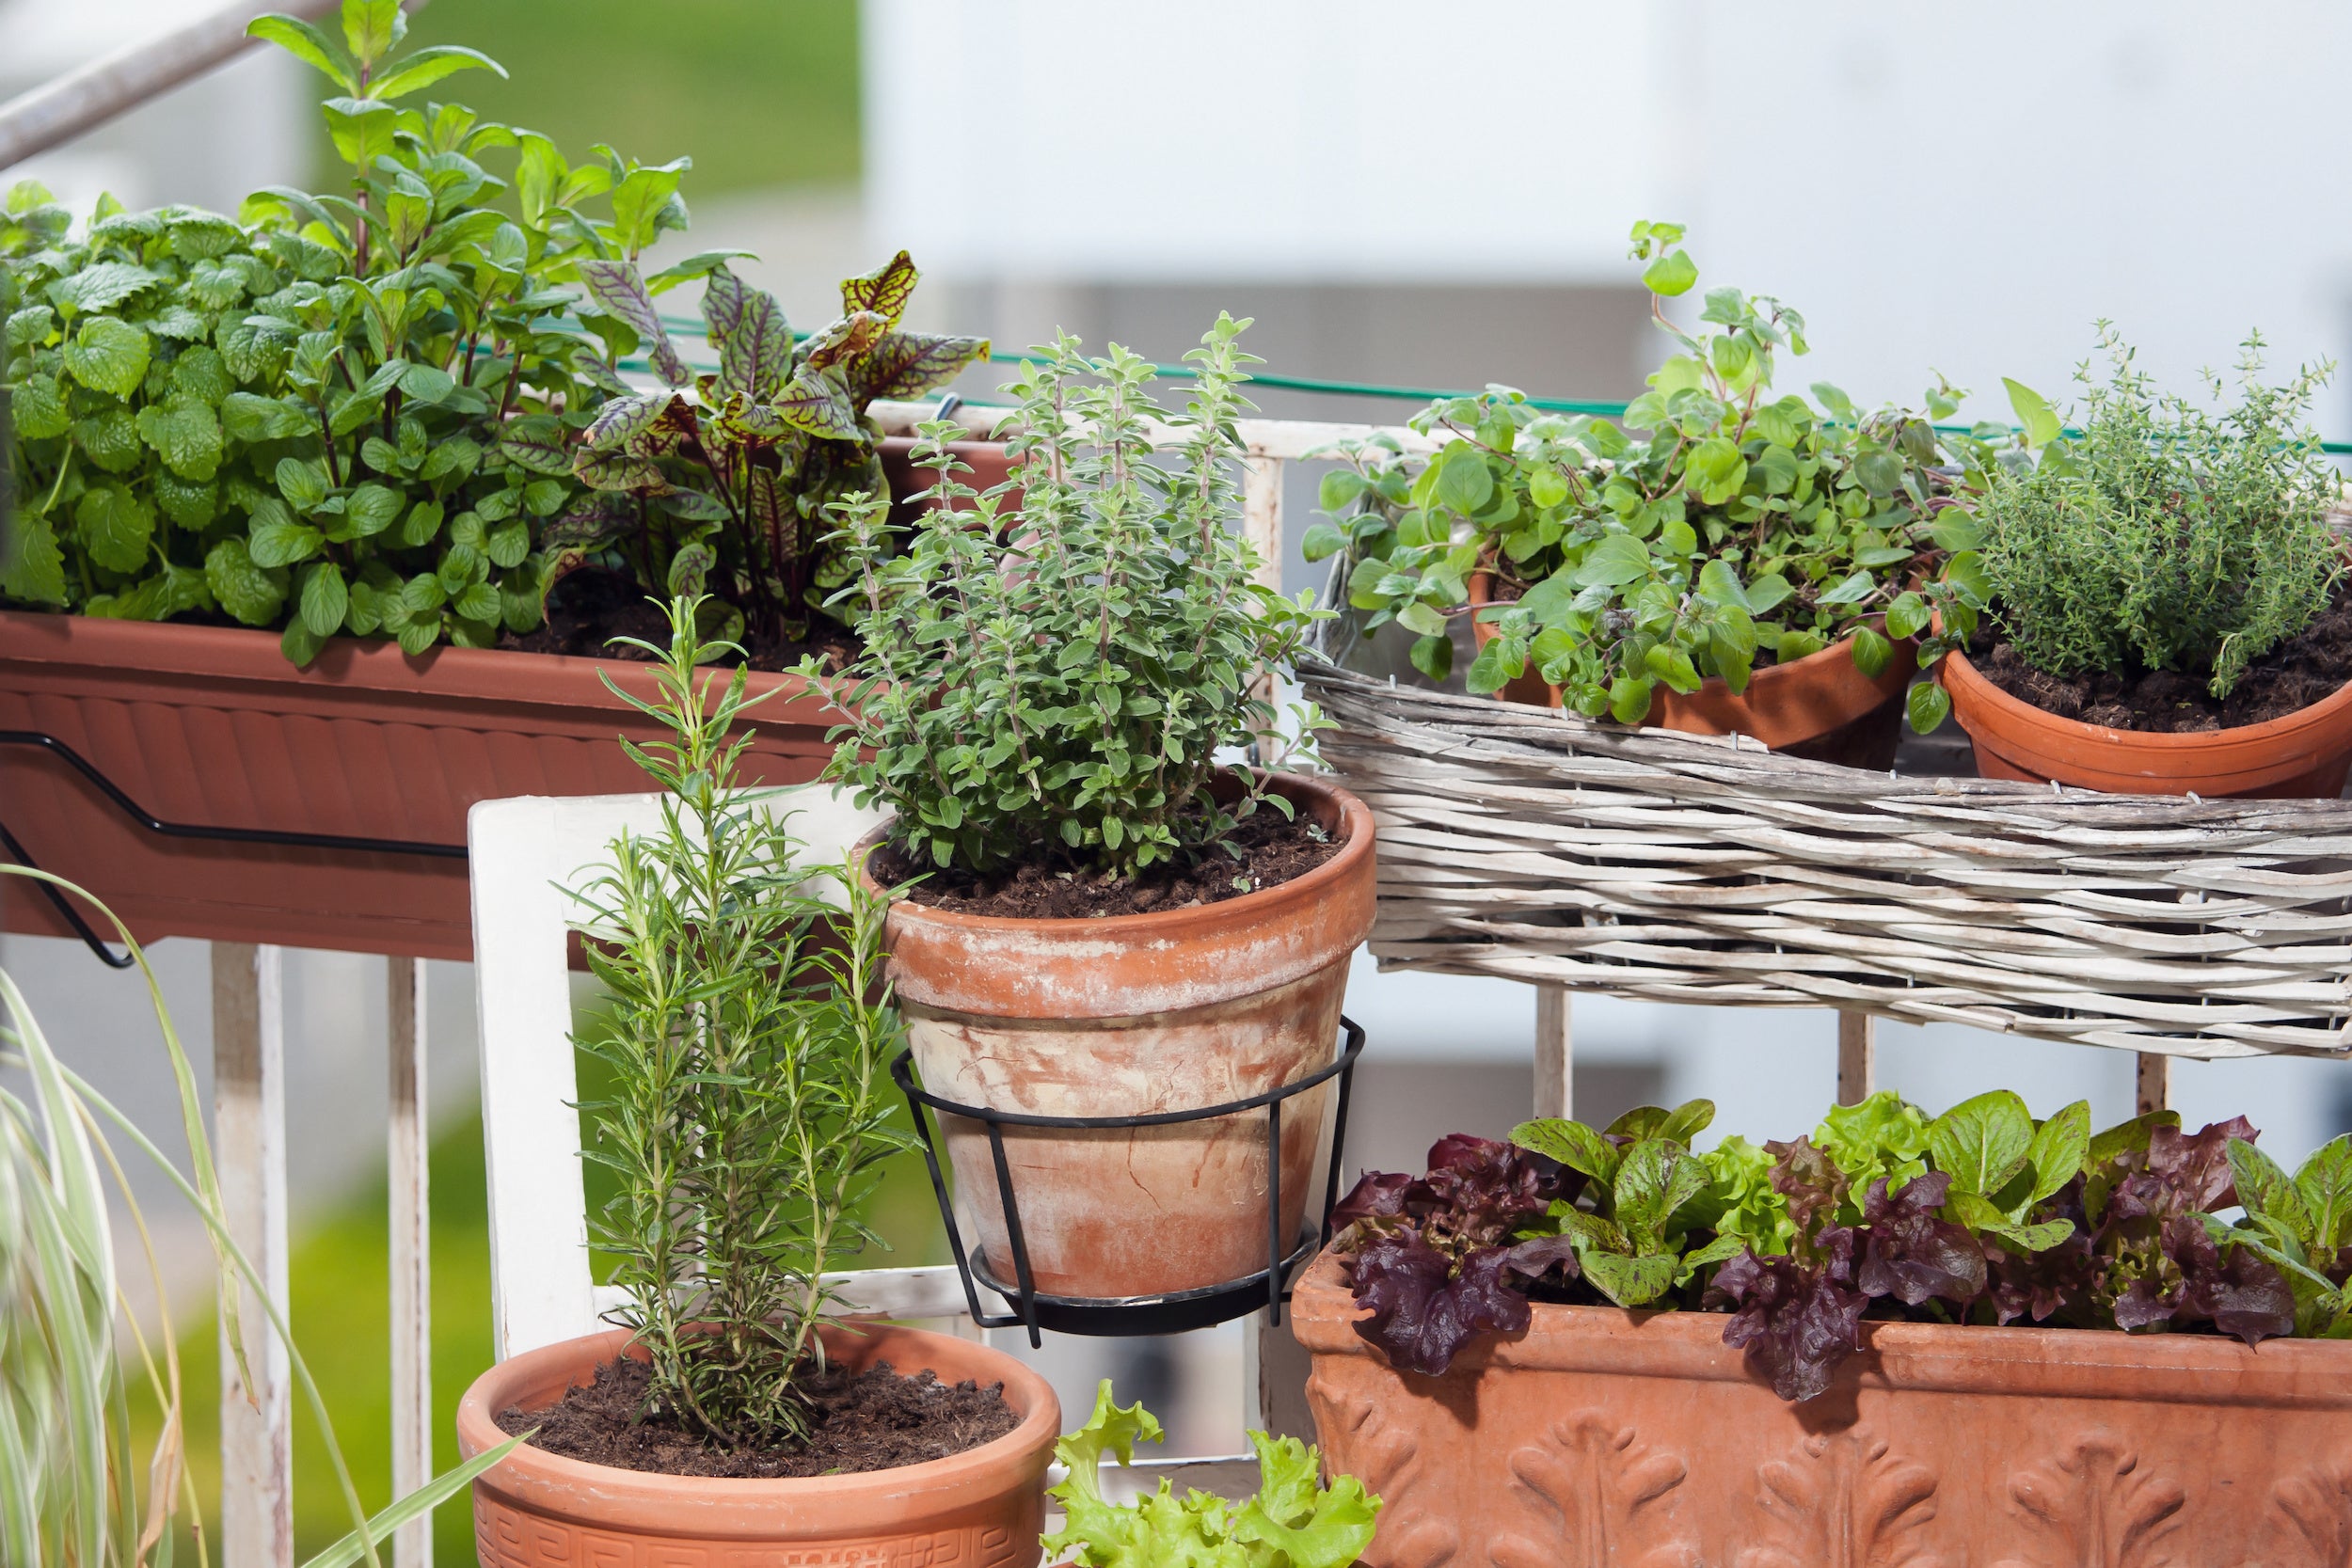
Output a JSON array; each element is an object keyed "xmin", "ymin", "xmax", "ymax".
[
  {"xmin": 1289, "ymin": 1252, "xmax": 2352, "ymax": 1568},
  {"xmin": 880, "ymin": 436, "xmax": 1021, "ymax": 531},
  {"xmin": 1466, "ymin": 571, "xmax": 1915, "ymax": 768},
  {"xmin": 1940, "ymin": 642, "xmax": 2352, "ymax": 798},
  {"xmin": 866, "ymin": 774, "xmax": 1375, "ymax": 1304},
  {"xmin": 455, "ymin": 1322, "xmax": 1058, "ymax": 1568},
  {"xmin": 0, "ymin": 612, "xmax": 836, "ymax": 958}
]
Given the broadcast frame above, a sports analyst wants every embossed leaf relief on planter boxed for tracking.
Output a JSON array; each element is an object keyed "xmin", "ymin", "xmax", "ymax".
[
  {"xmin": 1486, "ymin": 1409, "xmax": 1696, "ymax": 1568},
  {"xmin": 2264, "ymin": 1456, "xmax": 2352, "ymax": 1568},
  {"xmin": 1995, "ymin": 1435, "xmax": 2185, "ymax": 1568},
  {"xmin": 1737, "ymin": 1428, "xmax": 1943, "ymax": 1568},
  {"xmin": 1305, "ymin": 1372, "xmax": 1460, "ymax": 1568}
]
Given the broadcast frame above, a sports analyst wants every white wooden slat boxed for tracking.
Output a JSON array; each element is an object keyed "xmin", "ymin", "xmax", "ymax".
[
  {"xmin": 215, "ymin": 941, "xmax": 291, "ymax": 1568},
  {"xmin": 2137, "ymin": 1052, "xmax": 2172, "ymax": 1116},
  {"xmin": 387, "ymin": 956, "xmax": 431, "ymax": 1568},
  {"xmin": 469, "ymin": 786, "xmax": 890, "ymax": 1358}
]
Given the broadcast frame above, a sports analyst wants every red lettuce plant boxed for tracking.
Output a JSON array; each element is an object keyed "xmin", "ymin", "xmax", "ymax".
[{"xmin": 1329, "ymin": 1092, "xmax": 2299, "ymax": 1403}]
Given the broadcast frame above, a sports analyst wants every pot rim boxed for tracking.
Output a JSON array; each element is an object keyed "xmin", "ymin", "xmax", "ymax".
[
  {"xmin": 1940, "ymin": 639, "xmax": 2352, "ymax": 752},
  {"xmin": 455, "ymin": 1322, "xmax": 1060, "ymax": 1525},
  {"xmin": 0, "ymin": 606, "xmax": 843, "ymax": 709},
  {"xmin": 854, "ymin": 769, "xmax": 1375, "ymax": 940},
  {"xmin": 1288, "ymin": 1250, "xmax": 2352, "ymax": 1402}
]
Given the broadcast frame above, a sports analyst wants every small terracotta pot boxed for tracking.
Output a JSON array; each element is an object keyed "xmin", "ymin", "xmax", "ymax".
[
  {"xmin": 456, "ymin": 1322, "xmax": 1058, "ymax": 1568},
  {"xmin": 1940, "ymin": 642, "xmax": 2352, "ymax": 798},
  {"xmin": 0, "ymin": 612, "xmax": 835, "ymax": 958},
  {"xmin": 879, "ymin": 436, "xmax": 1021, "ymax": 531},
  {"xmin": 865, "ymin": 774, "xmax": 1375, "ymax": 1301},
  {"xmin": 1466, "ymin": 571, "xmax": 1915, "ymax": 767},
  {"xmin": 1289, "ymin": 1251, "xmax": 2352, "ymax": 1568}
]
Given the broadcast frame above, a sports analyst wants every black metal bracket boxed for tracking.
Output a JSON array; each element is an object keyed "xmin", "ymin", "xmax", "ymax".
[
  {"xmin": 893, "ymin": 1016, "xmax": 1364, "ymax": 1345},
  {"xmin": 0, "ymin": 730, "xmax": 467, "ymax": 967}
]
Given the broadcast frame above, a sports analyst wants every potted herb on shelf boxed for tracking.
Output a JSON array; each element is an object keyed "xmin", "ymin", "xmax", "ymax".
[
  {"xmin": 1293, "ymin": 1091, "xmax": 2352, "ymax": 1565},
  {"xmin": 0, "ymin": 0, "xmax": 988, "ymax": 959},
  {"xmin": 1918, "ymin": 326, "xmax": 2352, "ymax": 797},
  {"xmin": 1311, "ymin": 222, "xmax": 1977, "ymax": 767},
  {"xmin": 818, "ymin": 317, "xmax": 1376, "ymax": 1307},
  {"xmin": 455, "ymin": 600, "xmax": 1058, "ymax": 1560}
]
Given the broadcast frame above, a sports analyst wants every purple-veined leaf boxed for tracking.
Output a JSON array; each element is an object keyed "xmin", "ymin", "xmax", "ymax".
[
  {"xmin": 855, "ymin": 329, "xmax": 991, "ymax": 404},
  {"xmin": 841, "ymin": 249, "xmax": 919, "ymax": 328},
  {"xmin": 800, "ymin": 309, "xmax": 887, "ymax": 372},
  {"xmin": 542, "ymin": 493, "xmax": 640, "ymax": 551},
  {"xmin": 717, "ymin": 287, "xmax": 792, "ymax": 404},
  {"xmin": 577, "ymin": 258, "xmax": 689, "ymax": 387},
  {"xmin": 771, "ymin": 367, "xmax": 862, "ymax": 442},
  {"xmin": 580, "ymin": 391, "xmax": 697, "ymax": 461},
  {"xmin": 572, "ymin": 450, "xmax": 667, "ymax": 493}
]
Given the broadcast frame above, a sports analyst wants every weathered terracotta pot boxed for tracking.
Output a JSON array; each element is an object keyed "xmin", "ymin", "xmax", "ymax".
[
  {"xmin": 1291, "ymin": 1251, "xmax": 2352, "ymax": 1568},
  {"xmin": 1941, "ymin": 642, "xmax": 2352, "ymax": 798},
  {"xmin": 0, "ymin": 612, "xmax": 835, "ymax": 958},
  {"xmin": 1468, "ymin": 572, "xmax": 1915, "ymax": 767},
  {"xmin": 866, "ymin": 774, "xmax": 1375, "ymax": 1302},
  {"xmin": 455, "ymin": 1322, "xmax": 1057, "ymax": 1568}
]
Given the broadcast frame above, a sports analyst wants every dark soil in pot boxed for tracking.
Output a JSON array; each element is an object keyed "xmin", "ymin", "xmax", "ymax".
[
  {"xmin": 501, "ymin": 567, "xmax": 858, "ymax": 673},
  {"xmin": 1970, "ymin": 590, "xmax": 2352, "ymax": 732},
  {"xmin": 494, "ymin": 1355, "xmax": 1019, "ymax": 1479},
  {"xmin": 880, "ymin": 805, "xmax": 1341, "ymax": 918}
]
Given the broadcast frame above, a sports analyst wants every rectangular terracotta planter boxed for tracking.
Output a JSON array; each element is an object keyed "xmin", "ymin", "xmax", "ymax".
[
  {"xmin": 1290, "ymin": 1253, "xmax": 2352, "ymax": 1568},
  {"xmin": 0, "ymin": 611, "xmax": 838, "ymax": 959}
]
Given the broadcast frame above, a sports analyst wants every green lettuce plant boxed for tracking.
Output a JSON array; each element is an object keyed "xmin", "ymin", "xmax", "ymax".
[
  {"xmin": 1945, "ymin": 325, "xmax": 2341, "ymax": 711},
  {"xmin": 1308, "ymin": 221, "xmax": 1987, "ymax": 728},
  {"xmin": 564, "ymin": 250, "xmax": 987, "ymax": 644},
  {"xmin": 816, "ymin": 315, "xmax": 1327, "ymax": 877},
  {"xmin": 0, "ymin": 0, "xmax": 706, "ymax": 662},
  {"xmin": 1043, "ymin": 1382, "xmax": 1379, "ymax": 1568},
  {"xmin": 568, "ymin": 596, "xmax": 909, "ymax": 1445},
  {"xmin": 1334, "ymin": 1090, "xmax": 2302, "ymax": 1403}
]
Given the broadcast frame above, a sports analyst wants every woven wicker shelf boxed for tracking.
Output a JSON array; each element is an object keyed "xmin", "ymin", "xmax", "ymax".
[{"xmin": 1302, "ymin": 659, "xmax": 2352, "ymax": 1062}]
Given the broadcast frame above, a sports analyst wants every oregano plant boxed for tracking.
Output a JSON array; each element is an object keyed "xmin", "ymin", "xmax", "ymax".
[
  {"xmin": 569, "ymin": 595, "xmax": 909, "ymax": 1446},
  {"xmin": 816, "ymin": 314, "xmax": 1327, "ymax": 878}
]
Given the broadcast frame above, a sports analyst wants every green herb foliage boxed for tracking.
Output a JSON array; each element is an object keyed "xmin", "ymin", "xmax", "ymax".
[
  {"xmin": 1043, "ymin": 1382, "xmax": 1380, "ymax": 1568},
  {"xmin": 565, "ymin": 251, "xmax": 987, "ymax": 644},
  {"xmin": 1336, "ymin": 1090, "xmax": 2302, "ymax": 1403},
  {"xmin": 0, "ymin": 0, "xmax": 701, "ymax": 662},
  {"xmin": 1307, "ymin": 221, "xmax": 1985, "ymax": 724},
  {"xmin": 817, "ymin": 316, "xmax": 1328, "ymax": 878},
  {"xmin": 1972, "ymin": 325, "xmax": 2341, "ymax": 700},
  {"xmin": 569, "ymin": 596, "xmax": 909, "ymax": 1446}
]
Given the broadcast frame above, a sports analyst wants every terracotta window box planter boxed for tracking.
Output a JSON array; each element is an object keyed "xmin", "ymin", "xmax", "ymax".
[
  {"xmin": 0, "ymin": 611, "xmax": 838, "ymax": 959},
  {"xmin": 1289, "ymin": 1252, "xmax": 2352, "ymax": 1567},
  {"xmin": 456, "ymin": 1323, "xmax": 1058, "ymax": 1567}
]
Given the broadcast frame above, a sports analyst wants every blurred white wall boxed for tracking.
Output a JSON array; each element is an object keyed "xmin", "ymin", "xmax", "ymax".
[{"xmin": 868, "ymin": 0, "xmax": 2352, "ymax": 428}]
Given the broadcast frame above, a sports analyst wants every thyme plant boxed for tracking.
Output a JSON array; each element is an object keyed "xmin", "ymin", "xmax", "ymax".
[
  {"xmin": 571, "ymin": 597, "xmax": 908, "ymax": 1447},
  {"xmin": 817, "ymin": 314, "xmax": 1327, "ymax": 878},
  {"xmin": 1976, "ymin": 325, "xmax": 2342, "ymax": 697}
]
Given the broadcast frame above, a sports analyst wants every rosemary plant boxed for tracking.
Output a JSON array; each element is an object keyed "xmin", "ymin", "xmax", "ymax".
[
  {"xmin": 817, "ymin": 314, "xmax": 1327, "ymax": 879},
  {"xmin": 571, "ymin": 596, "xmax": 908, "ymax": 1448}
]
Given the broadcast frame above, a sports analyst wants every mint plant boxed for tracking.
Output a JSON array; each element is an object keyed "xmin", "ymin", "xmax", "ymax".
[
  {"xmin": 816, "ymin": 315, "xmax": 1327, "ymax": 878},
  {"xmin": 1045, "ymin": 1381, "xmax": 1380, "ymax": 1568},
  {"xmin": 1949, "ymin": 325, "xmax": 2339, "ymax": 710},
  {"xmin": 1333, "ymin": 1091, "xmax": 2299, "ymax": 1403},
  {"xmin": 0, "ymin": 0, "xmax": 707, "ymax": 662},
  {"xmin": 1307, "ymin": 221, "xmax": 1986, "ymax": 727},
  {"xmin": 569, "ymin": 596, "xmax": 910, "ymax": 1445},
  {"xmin": 564, "ymin": 251, "xmax": 987, "ymax": 644}
]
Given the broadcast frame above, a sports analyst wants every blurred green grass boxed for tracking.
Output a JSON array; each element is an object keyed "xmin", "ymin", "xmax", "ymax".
[{"xmin": 307, "ymin": 0, "xmax": 862, "ymax": 197}]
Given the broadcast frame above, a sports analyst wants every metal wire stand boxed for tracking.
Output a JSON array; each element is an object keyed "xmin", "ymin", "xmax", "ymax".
[{"xmin": 893, "ymin": 1016, "xmax": 1365, "ymax": 1345}]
